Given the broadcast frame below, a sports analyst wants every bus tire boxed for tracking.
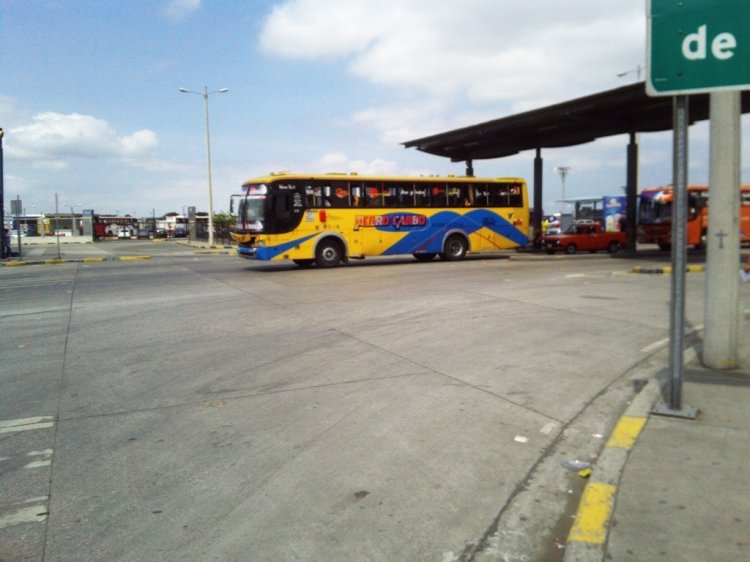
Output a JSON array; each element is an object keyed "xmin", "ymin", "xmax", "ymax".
[
  {"xmin": 413, "ymin": 253, "xmax": 437, "ymax": 262},
  {"xmin": 607, "ymin": 241, "xmax": 620, "ymax": 254},
  {"xmin": 440, "ymin": 235, "xmax": 468, "ymax": 261},
  {"xmin": 315, "ymin": 238, "xmax": 343, "ymax": 268},
  {"xmin": 565, "ymin": 243, "xmax": 577, "ymax": 255}
]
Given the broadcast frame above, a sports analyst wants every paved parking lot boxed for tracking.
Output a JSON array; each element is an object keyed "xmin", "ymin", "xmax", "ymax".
[{"xmin": 0, "ymin": 248, "xmax": 734, "ymax": 561}]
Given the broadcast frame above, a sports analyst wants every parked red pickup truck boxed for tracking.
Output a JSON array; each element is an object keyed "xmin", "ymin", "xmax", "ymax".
[{"xmin": 543, "ymin": 222, "xmax": 626, "ymax": 255}]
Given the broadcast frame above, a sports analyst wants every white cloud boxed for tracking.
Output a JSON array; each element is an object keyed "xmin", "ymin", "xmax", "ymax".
[
  {"xmin": 260, "ymin": 1, "xmax": 644, "ymax": 107},
  {"xmin": 309, "ymin": 152, "xmax": 400, "ymax": 175},
  {"xmin": 6, "ymin": 112, "xmax": 160, "ymax": 169},
  {"xmin": 164, "ymin": 0, "xmax": 201, "ymax": 21}
]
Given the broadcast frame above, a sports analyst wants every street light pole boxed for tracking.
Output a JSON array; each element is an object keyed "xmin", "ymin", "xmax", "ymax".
[
  {"xmin": 555, "ymin": 166, "xmax": 571, "ymax": 211},
  {"xmin": 1, "ymin": 128, "xmax": 6, "ymax": 259},
  {"xmin": 179, "ymin": 86, "xmax": 228, "ymax": 247}
]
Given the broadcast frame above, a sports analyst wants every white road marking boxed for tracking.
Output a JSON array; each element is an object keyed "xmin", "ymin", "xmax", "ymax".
[
  {"xmin": 0, "ymin": 422, "xmax": 54, "ymax": 434},
  {"xmin": 24, "ymin": 460, "xmax": 52, "ymax": 469},
  {"xmin": 0, "ymin": 416, "xmax": 54, "ymax": 429},
  {"xmin": 0, "ymin": 505, "xmax": 48, "ymax": 529},
  {"xmin": 25, "ymin": 497, "xmax": 49, "ymax": 504},
  {"xmin": 27, "ymin": 449, "xmax": 54, "ymax": 456}
]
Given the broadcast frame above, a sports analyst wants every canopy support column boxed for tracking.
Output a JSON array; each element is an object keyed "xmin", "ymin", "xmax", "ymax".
[
  {"xmin": 625, "ymin": 132, "xmax": 639, "ymax": 253},
  {"xmin": 533, "ymin": 147, "xmax": 543, "ymax": 248}
]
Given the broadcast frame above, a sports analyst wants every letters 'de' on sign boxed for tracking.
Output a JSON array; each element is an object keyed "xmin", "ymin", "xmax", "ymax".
[{"xmin": 647, "ymin": 0, "xmax": 750, "ymax": 96}]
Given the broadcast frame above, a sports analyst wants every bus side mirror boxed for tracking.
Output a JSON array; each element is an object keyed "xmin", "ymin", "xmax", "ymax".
[{"xmin": 229, "ymin": 199, "xmax": 234, "ymax": 215}]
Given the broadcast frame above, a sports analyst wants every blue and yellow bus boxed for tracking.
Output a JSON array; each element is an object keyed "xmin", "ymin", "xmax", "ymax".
[{"xmin": 230, "ymin": 172, "xmax": 529, "ymax": 267}]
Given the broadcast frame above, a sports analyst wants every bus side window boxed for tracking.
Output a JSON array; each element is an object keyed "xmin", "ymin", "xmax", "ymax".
[
  {"xmin": 448, "ymin": 185, "xmax": 467, "ymax": 207},
  {"xmin": 397, "ymin": 183, "xmax": 415, "ymax": 207},
  {"xmin": 351, "ymin": 184, "xmax": 362, "ymax": 207},
  {"xmin": 431, "ymin": 185, "xmax": 446, "ymax": 207},
  {"xmin": 490, "ymin": 184, "xmax": 509, "ymax": 207},
  {"xmin": 476, "ymin": 183, "xmax": 490, "ymax": 207},
  {"xmin": 365, "ymin": 183, "xmax": 383, "ymax": 207},
  {"xmin": 465, "ymin": 185, "xmax": 476, "ymax": 207},
  {"xmin": 414, "ymin": 184, "xmax": 429, "ymax": 207},
  {"xmin": 305, "ymin": 183, "xmax": 325, "ymax": 208},
  {"xmin": 508, "ymin": 184, "xmax": 523, "ymax": 207},
  {"xmin": 381, "ymin": 185, "xmax": 398, "ymax": 208},
  {"xmin": 328, "ymin": 181, "xmax": 349, "ymax": 208}
]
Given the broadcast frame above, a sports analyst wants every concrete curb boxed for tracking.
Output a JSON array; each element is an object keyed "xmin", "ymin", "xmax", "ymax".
[
  {"xmin": 1, "ymin": 256, "xmax": 152, "ymax": 267},
  {"xmin": 176, "ymin": 242, "xmax": 235, "ymax": 250},
  {"xmin": 632, "ymin": 264, "xmax": 705, "ymax": 274},
  {"xmin": 562, "ymin": 346, "xmax": 699, "ymax": 562}
]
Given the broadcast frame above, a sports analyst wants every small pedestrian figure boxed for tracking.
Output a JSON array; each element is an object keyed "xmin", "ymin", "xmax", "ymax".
[{"xmin": 741, "ymin": 255, "xmax": 750, "ymax": 282}]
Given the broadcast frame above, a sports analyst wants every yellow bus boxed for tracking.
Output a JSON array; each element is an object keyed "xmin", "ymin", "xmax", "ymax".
[{"xmin": 230, "ymin": 172, "xmax": 529, "ymax": 267}]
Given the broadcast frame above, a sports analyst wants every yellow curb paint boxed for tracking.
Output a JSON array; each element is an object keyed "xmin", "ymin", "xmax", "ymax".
[
  {"xmin": 687, "ymin": 264, "xmax": 705, "ymax": 272},
  {"xmin": 82, "ymin": 257, "xmax": 105, "ymax": 263},
  {"xmin": 119, "ymin": 256, "xmax": 151, "ymax": 261},
  {"xmin": 3, "ymin": 261, "xmax": 28, "ymax": 267},
  {"xmin": 606, "ymin": 416, "xmax": 646, "ymax": 449},
  {"xmin": 567, "ymin": 482, "xmax": 616, "ymax": 545}
]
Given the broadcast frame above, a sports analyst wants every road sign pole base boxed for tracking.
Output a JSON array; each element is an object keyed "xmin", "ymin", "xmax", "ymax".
[{"xmin": 652, "ymin": 401, "xmax": 699, "ymax": 419}]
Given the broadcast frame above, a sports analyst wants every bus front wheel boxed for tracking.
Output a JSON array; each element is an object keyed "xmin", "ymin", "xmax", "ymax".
[
  {"xmin": 440, "ymin": 235, "xmax": 468, "ymax": 261},
  {"xmin": 315, "ymin": 239, "xmax": 343, "ymax": 268}
]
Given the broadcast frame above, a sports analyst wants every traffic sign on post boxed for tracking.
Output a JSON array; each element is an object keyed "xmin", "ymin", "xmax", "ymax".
[{"xmin": 647, "ymin": 0, "xmax": 750, "ymax": 96}]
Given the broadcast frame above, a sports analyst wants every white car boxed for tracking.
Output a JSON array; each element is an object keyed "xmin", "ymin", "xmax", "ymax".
[{"xmin": 117, "ymin": 228, "xmax": 132, "ymax": 239}]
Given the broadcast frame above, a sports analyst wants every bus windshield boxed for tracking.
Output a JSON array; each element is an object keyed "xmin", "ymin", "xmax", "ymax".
[
  {"xmin": 639, "ymin": 198, "xmax": 671, "ymax": 223},
  {"xmin": 230, "ymin": 184, "xmax": 268, "ymax": 231}
]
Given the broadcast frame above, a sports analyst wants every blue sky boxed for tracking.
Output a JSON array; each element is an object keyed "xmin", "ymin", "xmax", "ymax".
[{"xmin": 1, "ymin": 0, "xmax": 748, "ymax": 217}]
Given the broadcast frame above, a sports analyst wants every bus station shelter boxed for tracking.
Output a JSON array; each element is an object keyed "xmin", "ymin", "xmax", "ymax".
[{"xmin": 403, "ymin": 81, "xmax": 750, "ymax": 250}]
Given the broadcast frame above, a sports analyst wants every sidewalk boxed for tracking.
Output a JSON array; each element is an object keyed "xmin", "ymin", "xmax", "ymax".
[{"xmin": 565, "ymin": 321, "xmax": 750, "ymax": 562}]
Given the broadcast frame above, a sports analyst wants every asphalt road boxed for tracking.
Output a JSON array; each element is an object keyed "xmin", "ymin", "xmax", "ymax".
[{"xmin": 0, "ymin": 245, "xmax": 714, "ymax": 561}]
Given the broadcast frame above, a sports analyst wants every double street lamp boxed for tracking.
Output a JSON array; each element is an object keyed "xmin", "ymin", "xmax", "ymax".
[{"xmin": 179, "ymin": 86, "xmax": 228, "ymax": 246}]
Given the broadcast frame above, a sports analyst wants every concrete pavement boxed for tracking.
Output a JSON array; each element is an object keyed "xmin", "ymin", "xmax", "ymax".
[
  {"xmin": 4, "ymin": 242, "xmax": 750, "ymax": 561},
  {"xmin": 1, "ymin": 238, "xmax": 233, "ymax": 266},
  {"xmin": 564, "ymin": 312, "xmax": 750, "ymax": 561}
]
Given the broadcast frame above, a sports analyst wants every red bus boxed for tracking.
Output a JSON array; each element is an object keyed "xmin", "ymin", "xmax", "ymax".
[{"xmin": 637, "ymin": 184, "xmax": 750, "ymax": 250}]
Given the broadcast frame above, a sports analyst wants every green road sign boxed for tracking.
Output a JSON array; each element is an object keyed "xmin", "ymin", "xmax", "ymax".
[{"xmin": 647, "ymin": 0, "xmax": 750, "ymax": 96}]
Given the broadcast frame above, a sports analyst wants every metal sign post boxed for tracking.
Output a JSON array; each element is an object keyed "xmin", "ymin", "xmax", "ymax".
[
  {"xmin": 652, "ymin": 96, "xmax": 698, "ymax": 418},
  {"xmin": 644, "ymin": 0, "xmax": 750, "ymax": 419}
]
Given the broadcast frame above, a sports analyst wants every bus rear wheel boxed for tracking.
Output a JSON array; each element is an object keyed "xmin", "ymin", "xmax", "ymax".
[
  {"xmin": 440, "ymin": 235, "xmax": 468, "ymax": 261},
  {"xmin": 315, "ymin": 239, "xmax": 343, "ymax": 268}
]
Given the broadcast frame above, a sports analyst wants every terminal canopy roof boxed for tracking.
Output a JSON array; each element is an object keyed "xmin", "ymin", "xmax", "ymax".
[{"xmin": 403, "ymin": 82, "xmax": 750, "ymax": 162}]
